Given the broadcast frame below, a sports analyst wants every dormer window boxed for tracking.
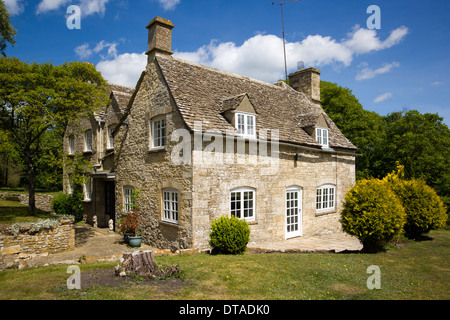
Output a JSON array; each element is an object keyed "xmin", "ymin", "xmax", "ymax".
[
  {"xmin": 316, "ymin": 127, "xmax": 329, "ymax": 148},
  {"xmin": 236, "ymin": 112, "xmax": 256, "ymax": 138}
]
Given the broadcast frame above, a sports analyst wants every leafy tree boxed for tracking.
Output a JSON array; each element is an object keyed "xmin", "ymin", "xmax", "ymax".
[
  {"xmin": 320, "ymin": 81, "xmax": 386, "ymax": 179},
  {"xmin": 0, "ymin": 57, "xmax": 109, "ymax": 215},
  {"xmin": 381, "ymin": 110, "xmax": 450, "ymax": 197},
  {"xmin": 0, "ymin": 0, "xmax": 16, "ymax": 56}
]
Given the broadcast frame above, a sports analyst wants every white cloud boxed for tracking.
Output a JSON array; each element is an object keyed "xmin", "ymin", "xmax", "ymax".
[
  {"xmin": 96, "ymin": 52, "xmax": 147, "ymax": 87},
  {"xmin": 75, "ymin": 40, "xmax": 119, "ymax": 59},
  {"xmin": 36, "ymin": 0, "xmax": 109, "ymax": 16},
  {"xmin": 36, "ymin": 0, "xmax": 69, "ymax": 14},
  {"xmin": 94, "ymin": 24, "xmax": 409, "ymax": 88},
  {"xmin": 79, "ymin": 0, "xmax": 109, "ymax": 16},
  {"xmin": 157, "ymin": 0, "xmax": 180, "ymax": 11},
  {"xmin": 343, "ymin": 25, "xmax": 408, "ymax": 54},
  {"xmin": 4, "ymin": 0, "xmax": 25, "ymax": 15},
  {"xmin": 374, "ymin": 92, "xmax": 393, "ymax": 103},
  {"xmin": 356, "ymin": 61, "xmax": 400, "ymax": 81},
  {"xmin": 174, "ymin": 25, "xmax": 408, "ymax": 83},
  {"xmin": 431, "ymin": 81, "xmax": 444, "ymax": 86}
]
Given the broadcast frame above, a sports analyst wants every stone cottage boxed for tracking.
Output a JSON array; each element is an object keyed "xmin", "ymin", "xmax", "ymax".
[
  {"xmin": 64, "ymin": 83, "xmax": 134, "ymax": 228},
  {"xmin": 65, "ymin": 17, "xmax": 357, "ymax": 250}
]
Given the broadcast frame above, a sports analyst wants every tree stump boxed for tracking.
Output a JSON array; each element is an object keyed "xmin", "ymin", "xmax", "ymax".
[{"xmin": 116, "ymin": 250, "xmax": 157, "ymax": 278}]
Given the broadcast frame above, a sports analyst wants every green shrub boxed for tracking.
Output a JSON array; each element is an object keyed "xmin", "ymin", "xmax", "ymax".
[
  {"xmin": 340, "ymin": 178, "xmax": 406, "ymax": 253},
  {"xmin": 51, "ymin": 193, "xmax": 71, "ymax": 216},
  {"xmin": 390, "ymin": 179, "xmax": 447, "ymax": 239},
  {"xmin": 51, "ymin": 192, "xmax": 84, "ymax": 222},
  {"xmin": 209, "ymin": 216, "xmax": 250, "ymax": 254}
]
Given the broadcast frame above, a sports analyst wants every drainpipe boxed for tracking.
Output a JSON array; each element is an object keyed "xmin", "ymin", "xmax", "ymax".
[{"xmin": 97, "ymin": 120, "xmax": 103, "ymax": 166}]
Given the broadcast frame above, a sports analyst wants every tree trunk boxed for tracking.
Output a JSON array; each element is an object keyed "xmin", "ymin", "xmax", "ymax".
[
  {"xmin": 26, "ymin": 154, "xmax": 36, "ymax": 216},
  {"xmin": 116, "ymin": 251, "xmax": 157, "ymax": 278}
]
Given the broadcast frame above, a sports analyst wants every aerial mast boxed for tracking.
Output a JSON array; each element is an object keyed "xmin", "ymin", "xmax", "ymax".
[{"xmin": 271, "ymin": 0, "xmax": 299, "ymax": 81}]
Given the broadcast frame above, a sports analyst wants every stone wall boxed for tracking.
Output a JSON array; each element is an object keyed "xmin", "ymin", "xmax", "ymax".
[
  {"xmin": 191, "ymin": 141, "xmax": 355, "ymax": 249},
  {"xmin": 0, "ymin": 219, "xmax": 75, "ymax": 256},
  {"xmin": 0, "ymin": 193, "xmax": 55, "ymax": 212},
  {"xmin": 114, "ymin": 60, "xmax": 193, "ymax": 250}
]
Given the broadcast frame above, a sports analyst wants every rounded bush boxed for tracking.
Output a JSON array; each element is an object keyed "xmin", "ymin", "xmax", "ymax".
[
  {"xmin": 391, "ymin": 179, "xmax": 447, "ymax": 239},
  {"xmin": 51, "ymin": 193, "xmax": 71, "ymax": 216},
  {"xmin": 51, "ymin": 192, "xmax": 84, "ymax": 222},
  {"xmin": 209, "ymin": 216, "xmax": 250, "ymax": 254},
  {"xmin": 340, "ymin": 179, "xmax": 406, "ymax": 253}
]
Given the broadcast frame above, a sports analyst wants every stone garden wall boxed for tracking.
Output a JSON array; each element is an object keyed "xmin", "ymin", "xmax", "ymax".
[
  {"xmin": 0, "ymin": 219, "xmax": 75, "ymax": 257},
  {"xmin": 0, "ymin": 193, "xmax": 55, "ymax": 213}
]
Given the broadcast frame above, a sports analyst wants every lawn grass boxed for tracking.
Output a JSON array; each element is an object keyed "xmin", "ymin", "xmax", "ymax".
[
  {"xmin": 0, "ymin": 200, "xmax": 55, "ymax": 225},
  {"xmin": 0, "ymin": 187, "xmax": 60, "ymax": 196},
  {"xmin": 0, "ymin": 230, "xmax": 449, "ymax": 300}
]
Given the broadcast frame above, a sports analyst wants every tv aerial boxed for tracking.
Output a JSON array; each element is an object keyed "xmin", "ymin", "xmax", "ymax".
[{"xmin": 271, "ymin": 0, "xmax": 300, "ymax": 81}]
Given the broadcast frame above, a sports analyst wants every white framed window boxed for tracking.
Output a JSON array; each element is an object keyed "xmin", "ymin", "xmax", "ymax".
[
  {"xmin": 151, "ymin": 116, "xmax": 166, "ymax": 148},
  {"xmin": 85, "ymin": 130, "xmax": 93, "ymax": 152},
  {"xmin": 316, "ymin": 127, "xmax": 329, "ymax": 148},
  {"xmin": 316, "ymin": 184, "xmax": 335, "ymax": 212},
  {"xmin": 163, "ymin": 189, "xmax": 179, "ymax": 224},
  {"xmin": 108, "ymin": 125, "xmax": 115, "ymax": 149},
  {"xmin": 84, "ymin": 178, "xmax": 92, "ymax": 201},
  {"xmin": 68, "ymin": 135, "xmax": 75, "ymax": 155},
  {"xmin": 124, "ymin": 186, "xmax": 134, "ymax": 212},
  {"xmin": 235, "ymin": 112, "xmax": 256, "ymax": 138},
  {"xmin": 68, "ymin": 175, "xmax": 74, "ymax": 195},
  {"xmin": 230, "ymin": 187, "xmax": 255, "ymax": 221}
]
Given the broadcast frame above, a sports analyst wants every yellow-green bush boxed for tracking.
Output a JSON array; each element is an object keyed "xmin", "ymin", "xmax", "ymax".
[
  {"xmin": 390, "ymin": 179, "xmax": 447, "ymax": 239},
  {"xmin": 384, "ymin": 163, "xmax": 448, "ymax": 238},
  {"xmin": 340, "ymin": 178, "xmax": 406, "ymax": 252},
  {"xmin": 209, "ymin": 216, "xmax": 250, "ymax": 254}
]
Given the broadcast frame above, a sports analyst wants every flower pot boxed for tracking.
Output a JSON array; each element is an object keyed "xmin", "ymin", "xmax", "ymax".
[
  {"xmin": 124, "ymin": 233, "xmax": 133, "ymax": 243},
  {"xmin": 128, "ymin": 236, "xmax": 142, "ymax": 248}
]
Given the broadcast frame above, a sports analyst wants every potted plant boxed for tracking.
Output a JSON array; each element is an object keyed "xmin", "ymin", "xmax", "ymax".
[{"xmin": 116, "ymin": 209, "xmax": 143, "ymax": 247}]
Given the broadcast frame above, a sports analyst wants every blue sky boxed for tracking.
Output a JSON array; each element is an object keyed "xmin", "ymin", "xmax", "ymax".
[{"xmin": 4, "ymin": 0, "xmax": 450, "ymax": 124}]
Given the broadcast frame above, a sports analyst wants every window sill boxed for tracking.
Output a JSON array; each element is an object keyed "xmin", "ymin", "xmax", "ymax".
[
  {"xmin": 83, "ymin": 150, "xmax": 93, "ymax": 155},
  {"xmin": 315, "ymin": 209, "xmax": 337, "ymax": 217},
  {"xmin": 160, "ymin": 220, "xmax": 179, "ymax": 227},
  {"xmin": 82, "ymin": 199, "xmax": 92, "ymax": 203},
  {"xmin": 149, "ymin": 146, "xmax": 166, "ymax": 153}
]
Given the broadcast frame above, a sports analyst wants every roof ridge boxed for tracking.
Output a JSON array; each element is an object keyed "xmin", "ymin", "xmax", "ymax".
[
  {"xmin": 107, "ymin": 82, "xmax": 135, "ymax": 91},
  {"xmin": 157, "ymin": 54, "xmax": 299, "ymax": 93}
]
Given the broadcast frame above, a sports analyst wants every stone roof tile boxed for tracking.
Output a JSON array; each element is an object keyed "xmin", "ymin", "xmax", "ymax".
[{"xmin": 156, "ymin": 55, "xmax": 356, "ymax": 150}]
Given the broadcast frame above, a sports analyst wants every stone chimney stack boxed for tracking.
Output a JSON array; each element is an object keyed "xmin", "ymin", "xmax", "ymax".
[
  {"xmin": 288, "ymin": 67, "xmax": 321, "ymax": 106},
  {"xmin": 146, "ymin": 17, "xmax": 175, "ymax": 62}
]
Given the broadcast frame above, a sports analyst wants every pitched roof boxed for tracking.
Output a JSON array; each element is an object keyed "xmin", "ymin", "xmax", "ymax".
[
  {"xmin": 155, "ymin": 55, "xmax": 356, "ymax": 151},
  {"xmin": 109, "ymin": 83, "xmax": 134, "ymax": 112}
]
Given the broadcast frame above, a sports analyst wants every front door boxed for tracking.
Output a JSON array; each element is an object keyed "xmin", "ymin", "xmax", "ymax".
[
  {"xmin": 286, "ymin": 186, "xmax": 302, "ymax": 239},
  {"xmin": 105, "ymin": 181, "xmax": 116, "ymax": 230}
]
